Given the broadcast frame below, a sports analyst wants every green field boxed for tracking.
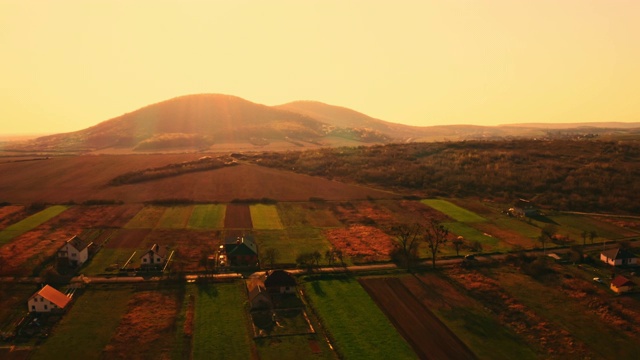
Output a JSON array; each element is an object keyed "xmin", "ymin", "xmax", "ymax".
[
  {"xmin": 421, "ymin": 199, "xmax": 486, "ymax": 223},
  {"xmin": 124, "ymin": 206, "xmax": 165, "ymax": 229},
  {"xmin": 256, "ymin": 228, "xmax": 333, "ymax": 265},
  {"xmin": 31, "ymin": 286, "xmax": 134, "ymax": 360},
  {"xmin": 444, "ymin": 222, "xmax": 503, "ymax": 252},
  {"xmin": 547, "ymin": 214, "xmax": 635, "ymax": 240},
  {"xmin": 157, "ymin": 206, "xmax": 194, "ymax": 229},
  {"xmin": 192, "ymin": 282, "xmax": 253, "ymax": 360},
  {"xmin": 250, "ymin": 204, "xmax": 285, "ymax": 230},
  {"xmin": 0, "ymin": 205, "xmax": 68, "ymax": 244},
  {"xmin": 187, "ymin": 204, "xmax": 226, "ymax": 229},
  {"xmin": 302, "ymin": 277, "xmax": 415, "ymax": 360},
  {"xmin": 82, "ymin": 248, "xmax": 135, "ymax": 275}
]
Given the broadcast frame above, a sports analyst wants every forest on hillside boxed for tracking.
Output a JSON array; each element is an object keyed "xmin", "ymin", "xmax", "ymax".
[{"xmin": 251, "ymin": 139, "xmax": 640, "ymax": 214}]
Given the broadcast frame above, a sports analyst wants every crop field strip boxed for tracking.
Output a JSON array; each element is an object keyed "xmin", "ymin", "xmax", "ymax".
[
  {"xmin": 255, "ymin": 228, "xmax": 333, "ymax": 265},
  {"xmin": 0, "ymin": 205, "xmax": 68, "ymax": 244},
  {"xmin": 250, "ymin": 204, "xmax": 284, "ymax": 229},
  {"xmin": 123, "ymin": 206, "xmax": 166, "ymax": 229},
  {"xmin": 224, "ymin": 203, "xmax": 253, "ymax": 229},
  {"xmin": 302, "ymin": 277, "xmax": 415, "ymax": 359},
  {"xmin": 405, "ymin": 273, "xmax": 536, "ymax": 359},
  {"xmin": 359, "ymin": 277, "xmax": 476, "ymax": 360},
  {"xmin": 156, "ymin": 205, "xmax": 195, "ymax": 229},
  {"xmin": 421, "ymin": 199, "xmax": 487, "ymax": 223},
  {"xmin": 192, "ymin": 282, "xmax": 253, "ymax": 359},
  {"xmin": 187, "ymin": 204, "xmax": 226, "ymax": 229}
]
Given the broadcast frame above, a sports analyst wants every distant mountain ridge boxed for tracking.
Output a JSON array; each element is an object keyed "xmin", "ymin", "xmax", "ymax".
[{"xmin": 7, "ymin": 94, "xmax": 640, "ymax": 153}]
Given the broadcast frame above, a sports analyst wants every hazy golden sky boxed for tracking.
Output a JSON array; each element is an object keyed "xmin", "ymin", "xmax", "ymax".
[{"xmin": 1, "ymin": 0, "xmax": 639, "ymax": 134}]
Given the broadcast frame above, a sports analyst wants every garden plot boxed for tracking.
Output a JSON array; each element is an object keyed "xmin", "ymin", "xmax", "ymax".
[
  {"xmin": 187, "ymin": 204, "xmax": 226, "ymax": 229},
  {"xmin": 102, "ymin": 288, "xmax": 182, "ymax": 359},
  {"xmin": 324, "ymin": 225, "xmax": 394, "ymax": 262},
  {"xmin": 250, "ymin": 204, "xmax": 284, "ymax": 230}
]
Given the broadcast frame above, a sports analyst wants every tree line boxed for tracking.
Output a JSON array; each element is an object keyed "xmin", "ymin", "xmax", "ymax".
[{"xmin": 251, "ymin": 139, "xmax": 640, "ymax": 214}]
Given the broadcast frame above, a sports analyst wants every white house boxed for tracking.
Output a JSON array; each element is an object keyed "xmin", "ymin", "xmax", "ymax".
[
  {"xmin": 140, "ymin": 243, "xmax": 168, "ymax": 267},
  {"xmin": 27, "ymin": 285, "xmax": 71, "ymax": 313},
  {"xmin": 57, "ymin": 235, "xmax": 92, "ymax": 267},
  {"xmin": 600, "ymin": 248, "xmax": 639, "ymax": 266}
]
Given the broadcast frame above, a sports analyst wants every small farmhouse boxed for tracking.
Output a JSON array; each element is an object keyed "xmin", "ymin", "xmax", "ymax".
[
  {"xmin": 264, "ymin": 270, "xmax": 297, "ymax": 294},
  {"xmin": 140, "ymin": 243, "xmax": 169, "ymax": 268},
  {"xmin": 57, "ymin": 235, "xmax": 92, "ymax": 267},
  {"xmin": 27, "ymin": 285, "xmax": 71, "ymax": 313},
  {"xmin": 600, "ymin": 248, "xmax": 639, "ymax": 267},
  {"xmin": 610, "ymin": 275, "xmax": 635, "ymax": 294},
  {"xmin": 224, "ymin": 236, "xmax": 258, "ymax": 267}
]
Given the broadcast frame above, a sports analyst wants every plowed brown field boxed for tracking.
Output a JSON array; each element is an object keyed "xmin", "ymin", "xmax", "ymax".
[
  {"xmin": 0, "ymin": 155, "xmax": 398, "ymax": 203},
  {"xmin": 359, "ymin": 277, "xmax": 476, "ymax": 360},
  {"xmin": 224, "ymin": 204, "xmax": 252, "ymax": 228}
]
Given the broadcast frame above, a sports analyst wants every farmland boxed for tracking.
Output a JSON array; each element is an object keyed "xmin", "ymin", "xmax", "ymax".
[{"xmin": 1, "ymin": 149, "xmax": 640, "ymax": 359}]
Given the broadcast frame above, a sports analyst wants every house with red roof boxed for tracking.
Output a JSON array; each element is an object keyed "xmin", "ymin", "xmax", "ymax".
[
  {"xmin": 610, "ymin": 275, "xmax": 635, "ymax": 294},
  {"xmin": 27, "ymin": 285, "xmax": 71, "ymax": 313}
]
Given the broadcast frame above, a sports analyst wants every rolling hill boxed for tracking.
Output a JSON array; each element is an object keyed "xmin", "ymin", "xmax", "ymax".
[{"xmin": 5, "ymin": 93, "xmax": 640, "ymax": 153}]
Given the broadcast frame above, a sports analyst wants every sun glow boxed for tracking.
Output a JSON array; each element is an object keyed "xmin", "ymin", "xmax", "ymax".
[{"xmin": 1, "ymin": 0, "xmax": 639, "ymax": 134}]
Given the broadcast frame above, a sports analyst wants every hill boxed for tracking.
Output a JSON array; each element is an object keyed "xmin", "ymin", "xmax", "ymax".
[{"xmin": 4, "ymin": 93, "xmax": 640, "ymax": 153}]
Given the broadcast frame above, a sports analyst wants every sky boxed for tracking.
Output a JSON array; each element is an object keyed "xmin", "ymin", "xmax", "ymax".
[{"xmin": 1, "ymin": 0, "xmax": 639, "ymax": 134}]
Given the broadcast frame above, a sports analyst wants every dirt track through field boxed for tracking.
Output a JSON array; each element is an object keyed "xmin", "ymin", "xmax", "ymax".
[{"xmin": 359, "ymin": 277, "xmax": 476, "ymax": 360}]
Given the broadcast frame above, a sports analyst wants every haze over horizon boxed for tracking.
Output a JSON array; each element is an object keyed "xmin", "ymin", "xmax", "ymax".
[{"xmin": 2, "ymin": 0, "xmax": 639, "ymax": 135}]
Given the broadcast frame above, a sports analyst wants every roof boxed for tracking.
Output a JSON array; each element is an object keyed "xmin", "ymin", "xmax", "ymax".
[
  {"xmin": 611, "ymin": 275, "xmax": 635, "ymax": 288},
  {"xmin": 601, "ymin": 248, "xmax": 637, "ymax": 261},
  {"xmin": 264, "ymin": 270, "xmax": 296, "ymax": 288},
  {"xmin": 224, "ymin": 236, "xmax": 258, "ymax": 256},
  {"xmin": 140, "ymin": 243, "xmax": 168, "ymax": 259},
  {"xmin": 65, "ymin": 235, "xmax": 92, "ymax": 251},
  {"xmin": 32, "ymin": 285, "xmax": 71, "ymax": 309}
]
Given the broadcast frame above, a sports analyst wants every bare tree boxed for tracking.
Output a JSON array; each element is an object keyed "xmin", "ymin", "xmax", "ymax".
[
  {"xmin": 334, "ymin": 249, "xmax": 344, "ymax": 266},
  {"xmin": 424, "ymin": 220, "xmax": 449, "ymax": 269},
  {"xmin": 389, "ymin": 223, "xmax": 422, "ymax": 270},
  {"xmin": 325, "ymin": 248, "xmax": 336, "ymax": 266},
  {"xmin": 589, "ymin": 230, "xmax": 598, "ymax": 244},
  {"xmin": 539, "ymin": 224, "xmax": 558, "ymax": 254},
  {"xmin": 581, "ymin": 230, "xmax": 588, "ymax": 248},
  {"xmin": 452, "ymin": 236, "xmax": 464, "ymax": 256}
]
